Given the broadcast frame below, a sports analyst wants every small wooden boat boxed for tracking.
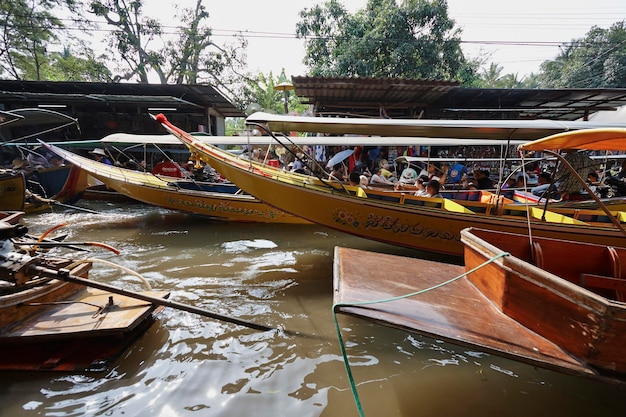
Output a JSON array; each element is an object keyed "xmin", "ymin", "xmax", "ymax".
[
  {"xmin": 41, "ymin": 143, "xmax": 309, "ymax": 224},
  {"xmin": 0, "ymin": 171, "xmax": 26, "ymax": 210},
  {"xmin": 1, "ymin": 108, "xmax": 87, "ymax": 212},
  {"xmin": 0, "ymin": 211, "xmax": 169, "ymax": 371},
  {"xmin": 23, "ymin": 163, "xmax": 89, "ymax": 213},
  {"xmin": 333, "ymin": 226, "xmax": 626, "ymax": 383},
  {"xmin": 154, "ymin": 113, "xmax": 626, "ymax": 256},
  {"xmin": 0, "ymin": 163, "xmax": 94, "ymax": 213}
]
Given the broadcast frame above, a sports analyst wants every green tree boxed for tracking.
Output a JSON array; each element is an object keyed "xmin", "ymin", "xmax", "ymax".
[
  {"xmin": 474, "ymin": 62, "xmax": 537, "ymax": 88},
  {"xmin": 1, "ymin": 1, "xmax": 70, "ymax": 79},
  {"xmin": 89, "ymin": 0, "xmax": 165, "ymax": 83},
  {"xmin": 0, "ymin": 0, "xmax": 106, "ymax": 81},
  {"xmin": 240, "ymin": 70, "xmax": 306, "ymax": 115},
  {"xmin": 536, "ymin": 21, "xmax": 626, "ymax": 88},
  {"xmin": 89, "ymin": 0, "xmax": 250, "ymax": 96},
  {"xmin": 296, "ymin": 0, "xmax": 477, "ymax": 82},
  {"xmin": 44, "ymin": 47, "xmax": 112, "ymax": 81}
]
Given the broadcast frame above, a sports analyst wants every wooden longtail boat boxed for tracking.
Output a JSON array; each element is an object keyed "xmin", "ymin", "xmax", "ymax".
[
  {"xmin": 0, "ymin": 164, "xmax": 88, "ymax": 213},
  {"xmin": 0, "ymin": 171, "xmax": 26, "ymax": 210},
  {"xmin": 333, "ymin": 226, "xmax": 626, "ymax": 383},
  {"xmin": 41, "ymin": 143, "xmax": 309, "ymax": 224},
  {"xmin": 154, "ymin": 114, "xmax": 626, "ymax": 256},
  {"xmin": 1, "ymin": 108, "xmax": 87, "ymax": 212},
  {"xmin": 0, "ymin": 211, "xmax": 169, "ymax": 371}
]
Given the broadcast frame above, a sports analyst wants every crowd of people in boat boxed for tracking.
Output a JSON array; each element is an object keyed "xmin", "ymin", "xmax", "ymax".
[
  {"xmin": 7, "ymin": 142, "xmax": 626, "ymax": 201},
  {"xmin": 3, "ymin": 144, "xmax": 227, "ymax": 184},
  {"xmin": 256, "ymin": 142, "xmax": 626, "ymax": 201}
]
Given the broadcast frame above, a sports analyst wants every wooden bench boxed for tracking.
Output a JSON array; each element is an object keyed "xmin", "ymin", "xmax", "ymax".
[
  {"xmin": 579, "ymin": 246, "xmax": 625, "ymax": 302},
  {"xmin": 531, "ymin": 242, "xmax": 625, "ymax": 302}
]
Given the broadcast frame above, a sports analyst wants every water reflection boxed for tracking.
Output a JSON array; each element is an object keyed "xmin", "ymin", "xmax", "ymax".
[{"xmin": 0, "ymin": 202, "xmax": 622, "ymax": 416}]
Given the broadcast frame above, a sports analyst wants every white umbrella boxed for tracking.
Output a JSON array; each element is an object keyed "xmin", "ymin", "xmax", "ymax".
[{"xmin": 326, "ymin": 149, "xmax": 354, "ymax": 168}]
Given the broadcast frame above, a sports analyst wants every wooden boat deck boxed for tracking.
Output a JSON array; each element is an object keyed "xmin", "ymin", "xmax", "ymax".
[
  {"xmin": 333, "ymin": 246, "xmax": 608, "ymax": 380},
  {"xmin": 0, "ymin": 287, "xmax": 168, "ymax": 371}
]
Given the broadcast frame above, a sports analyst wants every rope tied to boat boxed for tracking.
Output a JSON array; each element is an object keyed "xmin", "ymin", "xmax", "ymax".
[{"xmin": 331, "ymin": 251, "xmax": 510, "ymax": 417}]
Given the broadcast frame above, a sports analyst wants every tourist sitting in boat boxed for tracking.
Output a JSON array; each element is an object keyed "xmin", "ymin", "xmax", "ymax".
[
  {"xmin": 378, "ymin": 159, "xmax": 397, "ymax": 183},
  {"xmin": 26, "ymin": 146, "xmax": 51, "ymax": 170},
  {"xmin": 398, "ymin": 165, "xmax": 417, "ymax": 184},
  {"xmin": 89, "ymin": 148, "xmax": 113, "ymax": 165},
  {"xmin": 49, "ymin": 155, "xmax": 64, "ymax": 167},
  {"xmin": 413, "ymin": 175, "xmax": 429, "ymax": 196},
  {"xmin": 516, "ymin": 172, "xmax": 530, "ymax": 188},
  {"xmin": 502, "ymin": 177, "xmax": 516, "ymax": 189},
  {"xmin": 475, "ymin": 169, "xmax": 494, "ymax": 189},
  {"xmin": 585, "ymin": 171, "xmax": 598, "ymax": 196},
  {"xmin": 369, "ymin": 166, "xmax": 394, "ymax": 186},
  {"xmin": 531, "ymin": 172, "xmax": 559, "ymax": 198},
  {"xmin": 151, "ymin": 153, "xmax": 184, "ymax": 178},
  {"xmin": 348, "ymin": 171, "xmax": 360, "ymax": 186},
  {"xmin": 290, "ymin": 153, "xmax": 306, "ymax": 174},
  {"xmin": 426, "ymin": 162, "xmax": 448, "ymax": 185},
  {"xmin": 329, "ymin": 164, "xmax": 347, "ymax": 181},
  {"xmin": 424, "ymin": 179, "xmax": 442, "ymax": 198}
]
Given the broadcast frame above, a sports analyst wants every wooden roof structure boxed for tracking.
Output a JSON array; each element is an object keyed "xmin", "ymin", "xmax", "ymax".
[{"xmin": 292, "ymin": 76, "xmax": 626, "ymax": 121}]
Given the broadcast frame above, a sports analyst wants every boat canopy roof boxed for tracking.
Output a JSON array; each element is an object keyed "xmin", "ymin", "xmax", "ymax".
[
  {"xmin": 1, "ymin": 108, "xmax": 80, "ymax": 143},
  {"xmin": 0, "ymin": 110, "xmax": 24, "ymax": 126},
  {"xmin": 100, "ymin": 132, "xmax": 526, "ymax": 147},
  {"xmin": 246, "ymin": 112, "xmax": 626, "ymax": 141},
  {"xmin": 519, "ymin": 128, "xmax": 626, "ymax": 152}
]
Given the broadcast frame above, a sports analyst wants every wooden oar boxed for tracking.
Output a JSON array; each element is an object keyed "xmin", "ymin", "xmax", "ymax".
[{"xmin": 27, "ymin": 263, "xmax": 277, "ymax": 332}]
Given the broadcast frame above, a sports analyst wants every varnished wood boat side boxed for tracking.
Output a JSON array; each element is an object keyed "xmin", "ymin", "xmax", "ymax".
[
  {"xmin": 0, "ymin": 262, "xmax": 90, "ymax": 328},
  {"xmin": 0, "ymin": 253, "xmax": 168, "ymax": 371},
  {"xmin": 333, "ymin": 246, "xmax": 596, "ymax": 378},
  {"xmin": 462, "ymin": 228, "xmax": 626, "ymax": 376}
]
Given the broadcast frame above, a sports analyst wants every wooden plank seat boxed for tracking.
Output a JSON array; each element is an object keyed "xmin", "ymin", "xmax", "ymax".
[
  {"xmin": 530, "ymin": 240, "xmax": 626, "ymax": 302},
  {"xmin": 580, "ymin": 274, "xmax": 626, "ymax": 302},
  {"xmin": 579, "ymin": 246, "xmax": 625, "ymax": 302}
]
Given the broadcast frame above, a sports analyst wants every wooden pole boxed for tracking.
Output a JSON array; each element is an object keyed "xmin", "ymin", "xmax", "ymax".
[{"xmin": 28, "ymin": 264, "xmax": 276, "ymax": 332}]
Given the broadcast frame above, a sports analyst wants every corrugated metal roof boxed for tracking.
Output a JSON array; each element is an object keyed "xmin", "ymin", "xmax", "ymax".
[
  {"xmin": 292, "ymin": 76, "xmax": 626, "ymax": 121},
  {"xmin": 0, "ymin": 81, "xmax": 243, "ymax": 118}
]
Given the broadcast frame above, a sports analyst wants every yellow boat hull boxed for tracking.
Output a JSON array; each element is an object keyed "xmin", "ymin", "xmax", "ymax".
[
  {"xmin": 42, "ymin": 144, "xmax": 308, "ymax": 224},
  {"xmin": 0, "ymin": 172, "xmax": 26, "ymax": 211},
  {"xmin": 155, "ymin": 115, "xmax": 626, "ymax": 256}
]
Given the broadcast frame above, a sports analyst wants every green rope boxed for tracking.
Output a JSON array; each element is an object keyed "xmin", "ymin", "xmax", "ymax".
[{"xmin": 332, "ymin": 251, "xmax": 510, "ymax": 417}]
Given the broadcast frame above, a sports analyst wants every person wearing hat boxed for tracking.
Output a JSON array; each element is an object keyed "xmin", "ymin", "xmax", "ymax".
[{"xmin": 89, "ymin": 148, "xmax": 113, "ymax": 165}]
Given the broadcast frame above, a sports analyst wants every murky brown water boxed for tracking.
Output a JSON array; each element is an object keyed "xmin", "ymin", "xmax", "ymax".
[{"xmin": 1, "ymin": 202, "xmax": 623, "ymax": 417}]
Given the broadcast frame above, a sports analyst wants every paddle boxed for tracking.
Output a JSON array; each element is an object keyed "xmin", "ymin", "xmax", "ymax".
[{"xmin": 26, "ymin": 263, "xmax": 278, "ymax": 333}]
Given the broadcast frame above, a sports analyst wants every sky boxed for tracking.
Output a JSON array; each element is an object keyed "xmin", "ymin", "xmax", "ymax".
[{"xmin": 180, "ymin": 0, "xmax": 626, "ymax": 80}]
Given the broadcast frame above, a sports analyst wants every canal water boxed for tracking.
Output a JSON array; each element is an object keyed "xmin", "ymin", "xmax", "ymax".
[{"xmin": 1, "ymin": 202, "xmax": 623, "ymax": 417}]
